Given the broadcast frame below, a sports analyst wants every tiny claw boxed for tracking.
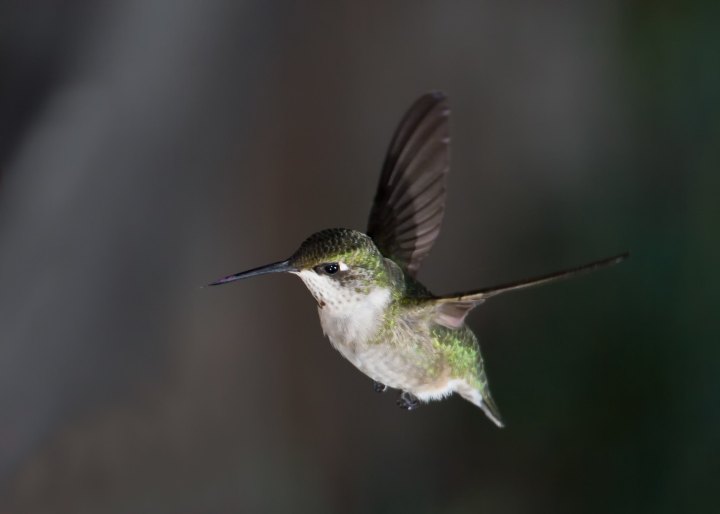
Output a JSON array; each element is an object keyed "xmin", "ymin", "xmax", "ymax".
[
  {"xmin": 396, "ymin": 392, "xmax": 420, "ymax": 411},
  {"xmin": 373, "ymin": 381, "xmax": 388, "ymax": 393}
]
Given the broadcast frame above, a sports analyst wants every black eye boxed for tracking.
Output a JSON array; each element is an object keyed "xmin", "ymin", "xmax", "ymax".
[{"xmin": 322, "ymin": 263, "xmax": 339, "ymax": 275}]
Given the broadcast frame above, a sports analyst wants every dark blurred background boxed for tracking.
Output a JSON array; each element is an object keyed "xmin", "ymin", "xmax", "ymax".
[{"xmin": 0, "ymin": 1, "xmax": 718, "ymax": 513}]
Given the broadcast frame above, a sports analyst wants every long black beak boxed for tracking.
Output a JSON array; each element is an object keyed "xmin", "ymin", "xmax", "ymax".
[{"xmin": 208, "ymin": 259, "xmax": 296, "ymax": 286}]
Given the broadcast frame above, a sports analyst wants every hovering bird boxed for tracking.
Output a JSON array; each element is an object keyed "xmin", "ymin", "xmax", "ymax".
[{"xmin": 209, "ymin": 92, "xmax": 627, "ymax": 427}]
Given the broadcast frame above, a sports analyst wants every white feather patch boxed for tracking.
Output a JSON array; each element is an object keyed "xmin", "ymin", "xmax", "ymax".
[
  {"xmin": 294, "ymin": 270, "xmax": 391, "ymax": 352},
  {"xmin": 415, "ymin": 379, "xmax": 466, "ymax": 402}
]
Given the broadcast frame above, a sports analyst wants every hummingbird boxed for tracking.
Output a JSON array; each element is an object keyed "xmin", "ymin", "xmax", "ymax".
[{"xmin": 209, "ymin": 92, "xmax": 627, "ymax": 427}]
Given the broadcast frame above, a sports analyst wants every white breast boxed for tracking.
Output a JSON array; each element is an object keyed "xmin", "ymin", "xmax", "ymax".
[{"xmin": 294, "ymin": 271, "xmax": 391, "ymax": 360}]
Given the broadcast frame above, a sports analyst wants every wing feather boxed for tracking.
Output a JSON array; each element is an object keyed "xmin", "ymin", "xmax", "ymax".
[
  {"xmin": 431, "ymin": 252, "xmax": 629, "ymax": 329},
  {"xmin": 367, "ymin": 92, "xmax": 450, "ymax": 277}
]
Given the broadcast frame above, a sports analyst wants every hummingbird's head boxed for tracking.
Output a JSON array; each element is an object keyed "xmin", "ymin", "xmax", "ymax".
[
  {"xmin": 288, "ymin": 228, "xmax": 392, "ymax": 306},
  {"xmin": 290, "ymin": 228, "xmax": 382, "ymax": 273},
  {"xmin": 208, "ymin": 228, "xmax": 392, "ymax": 307}
]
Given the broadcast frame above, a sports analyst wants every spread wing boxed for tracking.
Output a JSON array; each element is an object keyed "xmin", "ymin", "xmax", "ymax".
[
  {"xmin": 367, "ymin": 92, "xmax": 450, "ymax": 277},
  {"xmin": 432, "ymin": 252, "xmax": 629, "ymax": 329}
]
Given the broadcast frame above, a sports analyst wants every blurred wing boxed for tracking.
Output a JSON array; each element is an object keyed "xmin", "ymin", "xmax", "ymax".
[{"xmin": 367, "ymin": 92, "xmax": 450, "ymax": 277}]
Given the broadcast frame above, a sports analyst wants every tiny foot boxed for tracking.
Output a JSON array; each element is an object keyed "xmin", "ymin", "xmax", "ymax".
[
  {"xmin": 373, "ymin": 381, "xmax": 388, "ymax": 393},
  {"xmin": 396, "ymin": 391, "xmax": 420, "ymax": 410}
]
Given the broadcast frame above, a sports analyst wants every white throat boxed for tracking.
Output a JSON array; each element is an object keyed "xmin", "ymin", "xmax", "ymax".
[{"xmin": 294, "ymin": 271, "xmax": 391, "ymax": 347}]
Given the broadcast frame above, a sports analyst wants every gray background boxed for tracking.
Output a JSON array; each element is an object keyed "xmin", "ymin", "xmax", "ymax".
[{"xmin": 1, "ymin": 1, "xmax": 717, "ymax": 512}]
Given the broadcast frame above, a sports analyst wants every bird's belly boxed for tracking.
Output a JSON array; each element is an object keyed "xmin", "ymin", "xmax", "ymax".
[
  {"xmin": 317, "ymin": 296, "xmax": 451, "ymax": 392},
  {"xmin": 325, "ymin": 325, "xmax": 448, "ymax": 392},
  {"xmin": 347, "ymin": 344, "xmax": 431, "ymax": 390}
]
